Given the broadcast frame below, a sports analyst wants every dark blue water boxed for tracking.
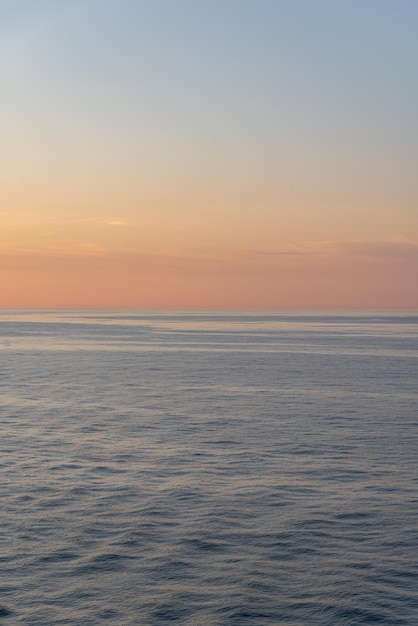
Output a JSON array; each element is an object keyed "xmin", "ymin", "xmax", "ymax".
[{"xmin": 1, "ymin": 311, "xmax": 417, "ymax": 624}]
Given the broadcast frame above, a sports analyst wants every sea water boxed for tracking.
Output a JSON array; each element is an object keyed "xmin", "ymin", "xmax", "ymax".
[{"xmin": 0, "ymin": 310, "xmax": 417, "ymax": 625}]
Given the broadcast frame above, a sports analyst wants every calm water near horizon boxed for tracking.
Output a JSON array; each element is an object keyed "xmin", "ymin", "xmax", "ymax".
[{"xmin": 1, "ymin": 310, "xmax": 417, "ymax": 624}]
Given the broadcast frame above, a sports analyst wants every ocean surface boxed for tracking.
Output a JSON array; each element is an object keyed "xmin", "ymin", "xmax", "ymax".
[{"xmin": 0, "ymin": 310, "xmax": 417, "ymax": 625}]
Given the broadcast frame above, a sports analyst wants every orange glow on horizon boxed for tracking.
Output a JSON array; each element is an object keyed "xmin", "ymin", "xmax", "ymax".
[{"xmin": 2, "ymin": 239, "xmax": 417, "ymax": 309}]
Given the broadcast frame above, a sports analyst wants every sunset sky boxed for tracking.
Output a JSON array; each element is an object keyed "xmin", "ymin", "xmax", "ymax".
[{"xmin": 1, "ymin": 0, "xmax": 417, "ymax": 308}]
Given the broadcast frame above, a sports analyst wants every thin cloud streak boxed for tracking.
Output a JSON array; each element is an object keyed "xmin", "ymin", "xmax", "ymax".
[
  {"xmin": 251, "ymin": 239, "xmax": 418, "ymax": 260},
  {"xmin": 2, "ymin": 238, "xmax": 418, "ymax": 265}
]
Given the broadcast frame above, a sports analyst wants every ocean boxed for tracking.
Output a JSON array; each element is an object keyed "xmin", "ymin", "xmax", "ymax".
[{"xmin": 1, "ymin": 310, "xmax": 417, "ymax": 625}]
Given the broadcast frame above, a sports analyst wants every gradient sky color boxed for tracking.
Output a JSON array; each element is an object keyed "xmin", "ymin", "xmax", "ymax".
[{"xmin": 1, "ymin": 0, "xmax": 417, "ymax": 308}]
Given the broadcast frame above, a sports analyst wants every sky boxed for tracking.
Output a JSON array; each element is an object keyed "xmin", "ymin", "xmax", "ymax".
[{"xmin": 1, "ymin": 0, "xmax": 417, "ymax": 308}]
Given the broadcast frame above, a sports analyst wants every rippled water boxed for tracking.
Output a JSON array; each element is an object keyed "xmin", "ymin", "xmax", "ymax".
[{"xmin": 1, "ymin": 310, "xmax": 417, "ymax": 625}]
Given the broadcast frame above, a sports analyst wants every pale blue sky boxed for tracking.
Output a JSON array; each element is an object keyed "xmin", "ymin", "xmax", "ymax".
[{"xmin": 1, "ymin": 0, "xmax": 417, "ymax": 232}]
